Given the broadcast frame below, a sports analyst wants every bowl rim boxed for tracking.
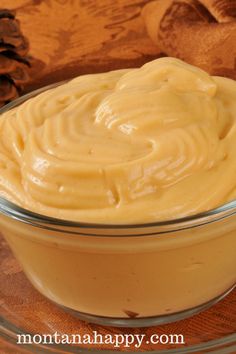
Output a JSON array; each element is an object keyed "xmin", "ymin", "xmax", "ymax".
[{"xmin": 0, "ymin": 82, "xmax": 235, "ymax": 235}]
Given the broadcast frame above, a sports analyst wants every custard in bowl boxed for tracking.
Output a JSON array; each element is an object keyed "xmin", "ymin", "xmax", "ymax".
[{"xmin": 0, "ymin": 58, "xmax": 235, "ymax": 326}]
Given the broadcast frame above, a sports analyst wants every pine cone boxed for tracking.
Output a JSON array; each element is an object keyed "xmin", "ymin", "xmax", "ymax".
[{"xmin": 0, "ymin": 9, "xmax": 30, "ymax": 107}]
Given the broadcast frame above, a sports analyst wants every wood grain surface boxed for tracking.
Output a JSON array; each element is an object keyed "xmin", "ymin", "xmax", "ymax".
[{"xmin": 1, "ymin": 0, "xmax": 161, "ymax": 92}]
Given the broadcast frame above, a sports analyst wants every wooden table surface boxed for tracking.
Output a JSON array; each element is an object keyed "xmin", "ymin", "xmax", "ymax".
[{"xmin": 1, "ymin": 0, "xmax": 161, "ymax": 92}]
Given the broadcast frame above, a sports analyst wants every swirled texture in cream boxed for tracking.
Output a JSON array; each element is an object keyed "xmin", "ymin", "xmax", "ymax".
[{"xmin": 0, "ymin": 58, "xmax": 236, "ymax": 222}]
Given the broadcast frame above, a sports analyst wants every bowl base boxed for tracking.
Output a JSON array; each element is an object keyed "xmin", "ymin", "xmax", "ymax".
[{"xmin": 58, "ymin": 284, "xmax": 236, "ymax": 328}]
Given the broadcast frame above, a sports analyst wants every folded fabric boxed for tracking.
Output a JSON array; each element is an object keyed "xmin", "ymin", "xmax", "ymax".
[{"xmin": 142, "ymin": 0, "xmax": 236, "ymax": 79}]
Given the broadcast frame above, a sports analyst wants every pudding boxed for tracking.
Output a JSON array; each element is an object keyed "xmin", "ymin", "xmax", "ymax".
[
  {"xmin": 0, "ymin": 58, "xmax": 235, "ymax": 324},
  {"xmin": 0, "ymin": 58, "xmax": 235, "ymax": 222}
]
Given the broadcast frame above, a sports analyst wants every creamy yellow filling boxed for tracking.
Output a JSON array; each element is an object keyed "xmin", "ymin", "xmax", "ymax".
[{"xmin": 0, "ymin": 58, "xmax": 235, "ymax": 222}]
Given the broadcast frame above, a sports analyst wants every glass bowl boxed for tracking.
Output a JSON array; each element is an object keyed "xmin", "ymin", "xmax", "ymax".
[{"xmin": 0, "ymin": 84, "xmax": 235, "ymax": 328}]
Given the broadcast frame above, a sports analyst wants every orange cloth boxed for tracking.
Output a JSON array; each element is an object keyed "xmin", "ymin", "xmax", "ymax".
[{"xmin": 142, "ymin": 0, "xmax": 236, "ymax": 79}]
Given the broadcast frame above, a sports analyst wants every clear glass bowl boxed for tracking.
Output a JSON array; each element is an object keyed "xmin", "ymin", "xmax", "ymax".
[
  {"xmin": 0, "ymin": 84, "xmax": 235, "ymax": 328},
  {"xmin": 1, "ymin": 234, "xmax": 236, "ymax": 353}
]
